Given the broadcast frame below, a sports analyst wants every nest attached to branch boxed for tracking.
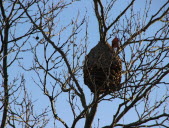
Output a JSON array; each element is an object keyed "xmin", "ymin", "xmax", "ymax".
[{"xmin": 83, "ymin": 42, "xmax": 122, "ymax": 94}]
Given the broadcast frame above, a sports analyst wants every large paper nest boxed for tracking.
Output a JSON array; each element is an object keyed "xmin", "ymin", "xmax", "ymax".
[{"xmin": 83, "ymin": 42, "xmax": 122, "ymax": 94}]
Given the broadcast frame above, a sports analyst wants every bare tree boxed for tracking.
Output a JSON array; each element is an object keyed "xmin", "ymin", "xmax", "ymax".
[
  {"xmin": 0, "ymin": 0, "xmax": 49, "ymax": 127},
  {"xmin": 0, "ymin": 0, "xmax": 169, "ymax": 128}
]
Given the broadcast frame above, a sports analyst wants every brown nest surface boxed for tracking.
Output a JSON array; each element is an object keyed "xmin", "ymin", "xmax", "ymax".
[{"xmin": 83, "ymin": 42, "xmax": 122, "ymax": 94}]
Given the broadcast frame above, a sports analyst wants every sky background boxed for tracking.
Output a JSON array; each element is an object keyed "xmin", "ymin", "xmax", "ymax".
[{"xmin": 1, "ymin": 0, "xmax": 169, "ymax": 127}]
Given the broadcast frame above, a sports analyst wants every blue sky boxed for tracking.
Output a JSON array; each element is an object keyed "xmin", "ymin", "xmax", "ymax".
[{"xmin": 1, "ymin": 0, "xmax": 169, "ymax": 127}]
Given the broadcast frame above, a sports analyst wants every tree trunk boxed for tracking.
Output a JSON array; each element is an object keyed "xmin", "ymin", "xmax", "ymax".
[{"xmin": 1, "ymin": 18, "xmax": 9, "ymax": 128}]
